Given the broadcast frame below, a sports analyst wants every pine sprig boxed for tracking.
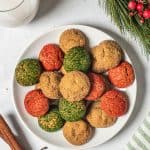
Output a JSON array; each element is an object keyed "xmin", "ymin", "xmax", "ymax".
[{"xmin": 99, "ymin": 0, "xmax": 150, "ymax": 56}]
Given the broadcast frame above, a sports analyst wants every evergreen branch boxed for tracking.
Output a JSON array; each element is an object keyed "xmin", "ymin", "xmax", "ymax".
[{"xmin": 99, "ymin": 0, "xmax": 150, "ymax": 56}]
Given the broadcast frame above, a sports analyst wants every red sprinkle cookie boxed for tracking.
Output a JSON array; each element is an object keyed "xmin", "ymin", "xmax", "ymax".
[
  {"xmin": 108, "ymin": 61, "xmax": 135, "ymax": 88},
  {"xmin": 39, "ymin": 44, "xmax": 64, "ymax": 71},
  {"xmin": 24, "ymin": 90, "xmax": 49, "ymax": 117},
  {"xmin": 100, "ymin": 90, "xmax": 128, "ymax": 117},
  {"xmin": 85, "ymin": 73, "xmax": 106, "ymax": 101}
]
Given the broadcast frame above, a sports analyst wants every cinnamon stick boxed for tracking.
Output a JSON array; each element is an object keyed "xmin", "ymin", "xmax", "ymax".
[{"xmin": 0, "ymin": 115, "xmax": 23, "ymax": 150}]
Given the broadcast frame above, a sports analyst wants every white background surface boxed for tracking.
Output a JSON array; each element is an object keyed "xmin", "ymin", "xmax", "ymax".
[{"xmin": 0, "ymin": 0, "xmax": 149, "ymax": 150}]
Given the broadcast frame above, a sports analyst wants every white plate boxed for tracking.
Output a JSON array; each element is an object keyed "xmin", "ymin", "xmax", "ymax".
[{"xmin": 12, "ymin": 25, "xmax": 137, "ymax": 149}]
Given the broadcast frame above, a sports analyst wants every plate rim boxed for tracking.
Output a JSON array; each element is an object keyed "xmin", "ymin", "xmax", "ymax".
[{"xmin": 11, "ymin": 24, "xmax": 137, "ymax": 149}]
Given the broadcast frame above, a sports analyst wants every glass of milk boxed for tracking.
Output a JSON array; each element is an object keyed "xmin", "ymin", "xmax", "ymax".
[{"xmin": 0, "ymin": 0, "xmax": 40, "ymax": 27}]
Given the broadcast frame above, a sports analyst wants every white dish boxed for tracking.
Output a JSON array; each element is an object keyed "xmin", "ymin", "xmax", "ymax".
[{"xmin": 12, "ymin": 25, "xmax": 137, "ymax": 149}]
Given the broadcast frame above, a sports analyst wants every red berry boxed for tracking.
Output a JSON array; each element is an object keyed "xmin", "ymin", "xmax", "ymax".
[
  {"xmin": 136, "ymin": 3, "xmax": 144, "ymax": 12},
  {"xmin": 128, "ymin": 1, "xmax": 137, "ymax": 10},
  {"xmin": 143, "ymin": 9, "xmax": 150, "ymax": 19},
  {"xmin": 138, "ymin": 11, "xmax": 143, "ymax": 17}
]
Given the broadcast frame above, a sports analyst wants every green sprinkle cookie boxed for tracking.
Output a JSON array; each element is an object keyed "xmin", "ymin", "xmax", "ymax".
[
  {"xmin": 59, "ymin": 99, "xmax": 86, "ymax": 121},
  {"xmin": 63, "ymin": 47, "xmax": 91, "ymax": 72},
  {"xmin": 38, "ymin": 109, "xmax": 65, "ymax": 132},
  {"xmin": 15, "ymin": 58, "xmax": 42, "ymax": 86}
]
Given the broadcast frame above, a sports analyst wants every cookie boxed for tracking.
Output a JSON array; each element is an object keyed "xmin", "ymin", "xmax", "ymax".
[
  {"xmin": 85, "ymin": 73, "xmax": 107, "ymax": 101},
  {"xmin": 38, "ymin": 72, "xmax": 62, "ymax": 99},
  {"xmin": 86, "ymin": 101, "xmax": 117, "ymax": 128},
  {"xmin": 24, "ymin": 90, "xmax": 49, "ymax": 117},
  {"xmin": 108, "ymin": 61, "xmax": 135, "ymax": 88},
  {"xmin": 59, "ymin": 99, "xmax": 86, "ymax": 121},
  {"xmin": 63, "ymin": 120, "xmax": 93, "ymax": 145},
  {"xmin": 100, "ymin": 90, "xmax": 128, "ymax": 117},
  {"xmin": 91, "ymin": 40, "xmax": 123, "ymax": 73},
  {"xmin": 38, "ymin": 109, "xmax": 65, "ymax": 132},
  {"xmin": 59, "ymin": 71, "xmax": 90, "ymax": 102},
  {"xmin": 39, "ymin": 44, "xmax": 64, "ymax": 71},
  {"xmin": 63, "ymin": 47, "xmax": 91, "ymax": 73},
  {"xmin": 59, "ymin": 29, "xmax": 86, "ymax": 53},
  {"xmin": 15, "ymin": 58, "xmax": 42, "ymax": 86}
]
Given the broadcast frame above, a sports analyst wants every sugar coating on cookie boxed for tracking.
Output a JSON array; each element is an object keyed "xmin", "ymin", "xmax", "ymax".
[
  {"xmin": 63, "ymin": 47, "xmax": 91, "ymax": 73},
  {"xmin": 24, "ymin": 90, "xmax": 49, "ymax": 117},
  {"xmin": 85, "ymin": 73, "xmax": 106, "ymax": 101},
  {"xmin": 15, "ymin": 58, "xmax": 42, "ymax": 86},
  {"xmin": 86, "ymin": 101, "xmax": 117, "ymax": 128},
  {"xmin": 59, "ymin": 71, "xmax": 90, "ymax": 102},
  {"xmin": 108, "ymin": 61, "xmax": 135, "ymax": 88},
  {"xmin": 39, "ymin": 44, "xmax": 64, "ymax": 71},
  {"xmin": 59, "ymin": 29, "xmax": 86, "ymax": 53},
  {"xmin": 38, "ymin": 71, "xmax": 62, "ymax": 99},
  {"xmin": 100, "ymin": 90, "xmax": 128, "ymax": 117},
  {"xmin": 59, "ymin": 99, "xmax": 86, "ymax": 121},
  {"xmin": 63, "ymin": 120, "xmax": 93, "ymax": 145},
  {"xmin": 38, "ymin": 109, "xmax": 65, "ymax": 132},
  {"xmin": 91, "ymin": 40, "xmax": 123, "ymax": 73}
]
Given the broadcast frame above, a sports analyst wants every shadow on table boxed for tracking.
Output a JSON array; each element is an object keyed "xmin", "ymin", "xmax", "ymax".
[
  {"xmin": 73, "ymin": 22, "xmax": 146, "ymax": 145},
  {"xmin": 34, "ymin": 0, "xmax": 61, "ymax": 21},
  {"xmin": 7, "ymin": 114, "xmax": 33, "ymax": 150}
]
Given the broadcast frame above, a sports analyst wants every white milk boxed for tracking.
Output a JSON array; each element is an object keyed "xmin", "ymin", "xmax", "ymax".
[
  {"xmin": 0, "ymin": 0, "xmax": 40, "ymax": 27},
  {"xmin": 0, "ymin": 0, "xmax": 23, "ymax": 11}
]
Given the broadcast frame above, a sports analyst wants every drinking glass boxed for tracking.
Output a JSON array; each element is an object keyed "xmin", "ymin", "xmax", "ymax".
[{"xmin": 0, "ymin": 0, "xmax": 40, "ymax": 27}]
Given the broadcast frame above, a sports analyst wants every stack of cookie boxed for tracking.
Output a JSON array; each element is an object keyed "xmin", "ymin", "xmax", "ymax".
[{"xmin": 15, "ymin": 28, "xmax": 135, "ymax": 145}]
